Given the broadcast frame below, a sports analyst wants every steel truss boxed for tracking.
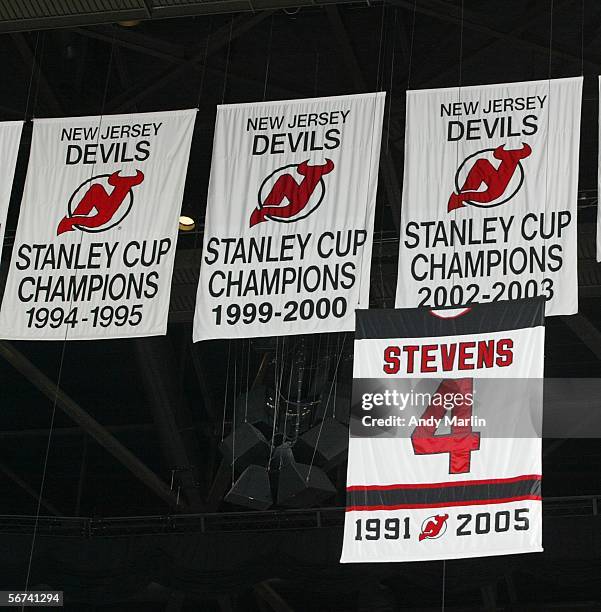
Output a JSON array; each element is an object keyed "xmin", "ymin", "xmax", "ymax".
[{"xmin": 0, "ymin": 495, "xmax": 598, "ymax": 537}]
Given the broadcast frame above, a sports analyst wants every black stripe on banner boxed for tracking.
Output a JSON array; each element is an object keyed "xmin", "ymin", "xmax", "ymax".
[
  {"xmin": 355, "ymin": 297, "xmax": 545, "ymax": 340},
  {"xmin": 346, "ymin": 478, "xmax": 541, "ymax": 508}
]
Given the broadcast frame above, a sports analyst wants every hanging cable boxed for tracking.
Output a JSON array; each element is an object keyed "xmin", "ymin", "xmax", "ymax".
[
  {"xmin": 375, "ymin": 3, "xmax": 391, "ymax": 307},
  {"xmin": 22, "ymin": 29, "xmax": 117, "ymax": 603},
  {"xmin": 441, "ymin": 560, "xmax": 446, "ymax": 611},
  {"xmin": 406, "ymin": 0, "xmax": 418, "ymax": 91},
  {"xmin": 192, "ymin": 18, "xmax": 213, "ymax": 251},
  {"xmin": 196, "ymin": 16, "xmax": 212, "ymax": 109},
  {"xmin": 268, "ymin": 336, "xmax": 280, "ymax": 465},
  {"xmin": 221, "ymin": 16, "xmax": 234, "ymax": 105},
  {"xmin": 22, "ymin": 32, "xmax": 40, "ymax": 121},
  {"xmin": 386, "ymin": 9, "xmax": 397, "ymax": 156},
  {"xmin": 263, "ymin": 14, "xmax": 274, "ymax": 101},
  {"xmin": 331, "ymin": 334, "xmax": 340, "ymax": 419},
  {"xmin": 548, "ymin": 0, "xmax": 554, "ymax": 79},
  {"xmin": 280, "ymin": 350, "xmax": 294, "ymax": 451},
  {"xmin": 356, "ymin": 32, "xmax": 386, "ymax": 308},
  {"xmin": 581, "ymin": 0, "xmax": 585, "ymax": 76},
  {"xmin": 244, "ymin": 339, "xmax": 251, "ymax": 422},
  {"xmin": 378, "ymin": 8, "xmax": 398, "ymax": 307},
  {"xmin": 307, "ymin": 333, "xmax": 316, "ymax": 403},
  {"xmin": 438, "ymin": 5, "xmax": 462, "ymax": 606},
  {"xmin": 221, "ymin": 341, "xmax": 232, "ymax": 441},
  {"xmin": 450, "ymin": 0, "xmax": 465, "ymax": 298},
  {"xmin": 458, "ymin": 0, "xmax": 464, "ymax": 88},
  {"xmin": 231, "ymin": 343, "xmax": 238, "ymax": 485},
  {"xmin": 278, "ymin": 337, "xmax": 297, "ymax": 469},
  {"xmin": 306, "ymin": 333, "xmax": 346, "ymax": 481},
  {"xmin": 314, "ymin": 332, "xmax": 323, "ymax": 405},
  {"xmin": 540, "ymin": 0, "xmax": 554, "ymax": 301},
  {"xmin": 268, "ymin": 337, "xmax": 286, "ymax": 470},
  {"xmin": 375, "ymin": 5, "xmax": 386, "ymax": 89},
  {"xmin": 30, "ymin": 33, "xmax": 46, "ymax": 120},
  {"xmin": 306, "ymin": 25, "xmax": 320, "ymax": 447}
]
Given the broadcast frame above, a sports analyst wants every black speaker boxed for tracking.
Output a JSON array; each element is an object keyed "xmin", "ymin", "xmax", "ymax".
[
  {"xmin": 234, "ymin": 385, "xmax": 269, "ymax": 427},
  {"xmin": 277, "ymin": 459, "xmax": 336, "ymax": 508},
  {"xmin": 294, "ymin": 418, "xmax": 349, "ymax": 469},
  {"xmin": 225, "ymin": 464, "xmax": 272, "ymax": 510},
  {"xmin": 271, "ymin": 442, "xmax": 295, "ymax": 470},
  {"xmin": 219, "ymin": 422, "xmax": 270, "ymax": 468}
]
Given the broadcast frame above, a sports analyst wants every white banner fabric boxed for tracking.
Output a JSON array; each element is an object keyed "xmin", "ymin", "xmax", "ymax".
[
  {"xmin": 341, "ymin": 299, "xmax": 544, "ymax": 563},
  {"xmin": 395, "ymin": 77, "xmax": 582, "ymax": 316},
  {"xmin": 0, "ymin": 121, "xmax": 24, "ymax": 267},
  {"xmin": 193, "ymin": 93, "xmax": 385, "ymax": 341},
  {"xmin": 0, "ymin": 110, "xmax": 196, "ymax": 340}
]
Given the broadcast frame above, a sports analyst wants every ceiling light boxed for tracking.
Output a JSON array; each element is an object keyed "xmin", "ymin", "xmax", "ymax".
[{"xmin": 179, "ymin": 215, "xmax": 195, "ymax": 231}]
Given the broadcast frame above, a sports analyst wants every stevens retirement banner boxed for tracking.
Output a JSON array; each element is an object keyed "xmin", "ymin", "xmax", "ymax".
[
  {"xmin": 341, "ymin": 299, "xmax": 544, "ymax": 563},
  {"xmin": 0, "ymin": 121, "xmax": 24, "ymax": 266},
  {"xmin": 395, "ymin": 77, "xmax": 582, "ymax": 316},
  {"xmin": 193, "ymin": 93, "xmax": 385, "ymax": 341},
  {"xmin": 0, "ymin": 109, "xmax": 196, "ymax": 340}
]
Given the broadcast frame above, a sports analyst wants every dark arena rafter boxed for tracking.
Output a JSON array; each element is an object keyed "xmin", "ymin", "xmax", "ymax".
[{"xmin": 0, "ymin": 1, "xmax": 600, "ymax": 610}]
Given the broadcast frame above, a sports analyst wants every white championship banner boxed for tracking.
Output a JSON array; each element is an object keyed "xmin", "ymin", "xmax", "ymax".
[
  {"xmin": 0, "ymin": 109, "xmax": 196, "ymax": 340},
  {"xmin": 193, "ymin": 92, "xmax": 385, "ymax": 341},
  {"xmin": 396, "ymin": 77, "xmax": 582, "ymax": 316},
  {"xmin": 0, "ymin": 121, "xmax": 23, "ymax": 267},
  {"xmin": 341, "ymin": 298, "xmax": 544, "ymax": 563}
]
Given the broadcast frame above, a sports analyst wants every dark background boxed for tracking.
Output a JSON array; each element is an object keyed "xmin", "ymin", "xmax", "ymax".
[{"xmin": 0, "ymin": 1, "xmax": 600, "ymax": 610}]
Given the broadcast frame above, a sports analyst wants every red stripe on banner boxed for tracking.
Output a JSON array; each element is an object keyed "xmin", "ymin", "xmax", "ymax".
[
  {"xmin": 345, "ymin": 494, "xmax": 542, "ymax": 512},
  {"xmin": 346, "ymin": 474, "xmax": 541, "ymax": 492}
]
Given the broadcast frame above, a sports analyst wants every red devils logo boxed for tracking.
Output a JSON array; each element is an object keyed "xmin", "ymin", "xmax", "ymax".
[
  {"xmin": 448, "ymin": 143, "xmax": 532, "ymax": 212},
  {"xmin": 57, "ymin": 170, "xmax": 144, "ymax": 235},
  {"xmin": 419, "ymin": 514, "xmax": 449, "ymax": 541},
  {"xmin": 249, "ymin": 159, "xmax": 335, "ymax": 228}
]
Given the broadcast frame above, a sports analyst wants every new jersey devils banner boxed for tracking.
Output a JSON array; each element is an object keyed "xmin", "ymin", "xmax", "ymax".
[
  {"xmin": 396, "ymin": 77, "xmax": 582, "ymax": 316},
  {"xmin": 0, "ymin": 109, "xmax": 196, "ymax": 340},
  {"xmin": 341, "ymin": 298, "xmax": 544, "ymax": 563},
  {"xmin": 0, "ymin": 121, "xmax": 24, "ymax": 267},
  {"xmin": 193, "ymin": 93, "xmax": 385, "ymax": 341}
]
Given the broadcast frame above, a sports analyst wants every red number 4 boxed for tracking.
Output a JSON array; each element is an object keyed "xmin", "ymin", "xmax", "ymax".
[{"xmin": 411, "ymin": 379, "xmax": 480, "ymax": 474}]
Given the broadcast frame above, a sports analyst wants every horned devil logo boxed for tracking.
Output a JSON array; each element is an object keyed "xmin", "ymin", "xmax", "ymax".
[
  {"xmin": 57, "ymin": 170, "xmax": 144, "ymax": 235},
  {"xmin": 249, "ymin": 159, "xmax": 335, "ymax": 227},
  {"xmin": 448, "ymin": 143, "xmax": 532, "ymax": 212},
  {"xmin": 419, "ymin": 514, "xmax": 449, "ymax": 541}
]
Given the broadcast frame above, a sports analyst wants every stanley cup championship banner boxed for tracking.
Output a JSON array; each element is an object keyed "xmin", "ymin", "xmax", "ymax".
[
  {"xmin": 0, "ymin": 121, "xmax": 24, "ymax": 265},
  {"xmin": 0, "ymin": 109, "xmax": 196, "ymax": 340},
  {"xmin": 396, "ymin": 77, "xmax": 582, "ymax": 316},
  {"xmin": 193, "ymin": 93, "xmax": 385, "ymax": 341},
  {"xmin": 341, "ymin": 298, "xmax": 544, "ymax": 563}
]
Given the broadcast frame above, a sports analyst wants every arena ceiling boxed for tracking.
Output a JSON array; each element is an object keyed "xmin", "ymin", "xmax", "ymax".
[{"xmin": 1, "ymin": 1, "xmax": 601, "ymax": 610}]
